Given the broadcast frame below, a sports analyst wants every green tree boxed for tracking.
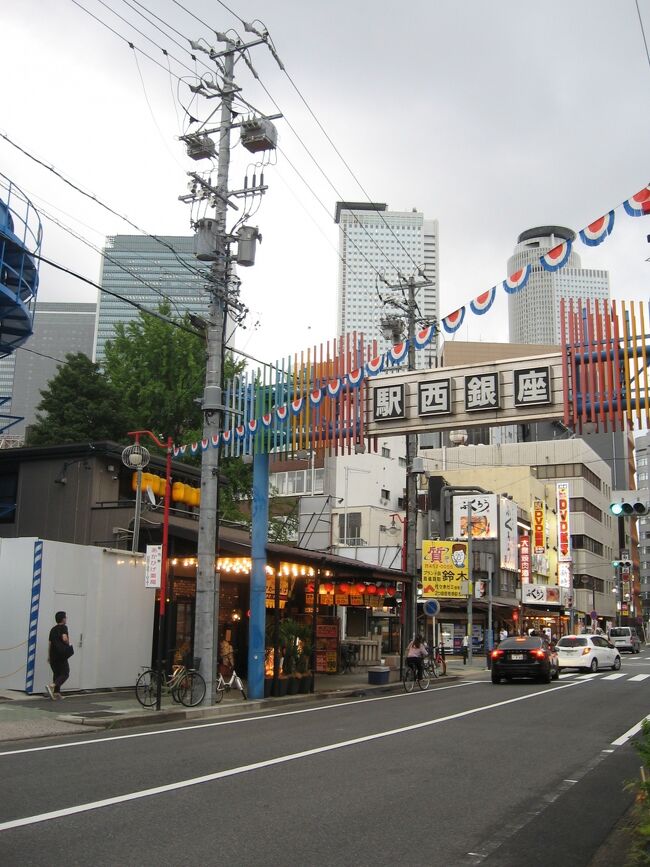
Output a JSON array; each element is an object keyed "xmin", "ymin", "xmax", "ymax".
[
  {"xmin": 27, "ymin": 352, "xmax": 127, "ymax": 445},
  {"xmin": 103, "ymin": 305, "xmax": 205, "ymax": 443}
]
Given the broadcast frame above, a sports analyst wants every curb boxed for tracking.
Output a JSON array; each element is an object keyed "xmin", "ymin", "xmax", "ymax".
[{"xmin": 56, "ymin": 674, "xmax": 462, "ymax": 731}]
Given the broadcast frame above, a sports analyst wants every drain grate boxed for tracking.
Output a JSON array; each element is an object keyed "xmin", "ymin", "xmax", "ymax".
[{"xmin": 69, "ymin": 710, "xmax": 125, "ymax": 718}]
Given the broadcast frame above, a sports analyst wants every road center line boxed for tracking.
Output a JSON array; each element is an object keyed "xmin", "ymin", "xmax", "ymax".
[
  {"xmin": 0, "ymin": 679, "xmax": 588, "ymax": 832},
  {"xmin": 0, "ymin": 681, "xmax": 482, "ymax": 758}
]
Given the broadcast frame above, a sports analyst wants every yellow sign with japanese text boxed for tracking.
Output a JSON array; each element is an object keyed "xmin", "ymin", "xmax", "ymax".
[{"xmin": 421, "ymin": 540, "xmax": 469, "ymax": 597}]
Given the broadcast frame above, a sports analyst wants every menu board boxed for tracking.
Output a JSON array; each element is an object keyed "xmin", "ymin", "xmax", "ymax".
[{"xmin": 315, "ymin": 622, "xmax": 339, "ymax": 673}]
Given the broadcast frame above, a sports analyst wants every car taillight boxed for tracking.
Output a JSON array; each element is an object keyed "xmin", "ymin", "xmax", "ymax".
[
  {"xmin": 491, "ymin": 649, "xmax": 504, "ymax": 659},
  {"xmin": 581, "ymin": 647, "xmax": 592, "ymax": 656},
  {"xmin": 531, "ymin": 649, "xmax": 546, "ymax": 659}
]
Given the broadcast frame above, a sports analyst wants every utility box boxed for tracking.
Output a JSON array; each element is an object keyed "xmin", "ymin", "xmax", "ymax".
[
  {"xmin": 194, "ymin": 218, "xmax": 219, "ymax": 261},
  {"xmin": 236, "ymin": 225, "xmax": 261, "ymax": 267},
  {"xmin": 240, "ymin": 117, "xmax": 277, "ymax": 153},
  {"xmin": 184, "ymin": 134, "xmax": 216, "ymax": 161},
  {"xmin": 368, "ymin": 666, "xmax": 390, "ymax": 685}
]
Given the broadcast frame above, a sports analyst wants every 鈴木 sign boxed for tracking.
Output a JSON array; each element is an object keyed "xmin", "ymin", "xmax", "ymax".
[{"xmin": 422, "ymin": 540, "xmax": 468, "ymax": 597}]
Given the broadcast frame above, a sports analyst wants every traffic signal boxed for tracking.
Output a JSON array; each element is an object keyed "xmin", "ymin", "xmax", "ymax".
[
  {"xmin": 612, "ymin": 559, "xmax": 632, "ymax": 569},
  {"xmin": 609, "ymin": 499, "xmax": 649, "ymax": 517}
]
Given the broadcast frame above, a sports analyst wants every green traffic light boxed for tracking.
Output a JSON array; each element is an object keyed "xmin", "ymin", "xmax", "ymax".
[{"xmin": 610, "ymin": 502, "xmax": 624, "ymax": 516}]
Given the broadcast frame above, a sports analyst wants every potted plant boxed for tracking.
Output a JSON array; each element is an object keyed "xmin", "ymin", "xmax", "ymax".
[{"xmin": 296, "ymin": 627, "xmax": 313, "ymax": 694}]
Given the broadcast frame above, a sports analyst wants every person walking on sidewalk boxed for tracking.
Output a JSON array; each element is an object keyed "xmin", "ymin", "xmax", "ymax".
[
  {"xmin": 462, "ymin": 633, "xmax": 469, "ymax": 665},
  {"xmin": 46, "ymin": 611, "xmax": 73, "ymax": 700}
]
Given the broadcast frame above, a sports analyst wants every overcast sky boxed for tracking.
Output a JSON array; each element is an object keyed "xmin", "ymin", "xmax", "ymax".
[{"xmin": 3, "ymin": 0, "xmax": 650, "ymax": 369}]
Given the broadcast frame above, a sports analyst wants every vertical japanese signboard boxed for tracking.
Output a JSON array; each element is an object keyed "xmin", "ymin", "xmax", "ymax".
[
  {"xmin": 532, "ymin": 499, "xmax": 546, "ymax": 554},
  {"xmin": 499, "ymin": 497, "xmax": 518, "ymax": 571},
  {"xmin": 145, "ymin": 545, "xmax": 162, "ymax": 589},
  {"xmin": 520, "ymin": 535, "xmax": 531, "ymax": 583},
  {"xmin": 556, "ymin": 481, "xmax": 571, "ymax": 562},
  {"xmin": 422, "ymin": 540, "xmax": 468, "ymax": 597}
]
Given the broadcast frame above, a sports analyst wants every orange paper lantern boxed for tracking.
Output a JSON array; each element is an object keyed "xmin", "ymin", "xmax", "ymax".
[
  {"xmin": 339, "ymin": 582, "xmax": 350, "ymax": 594},
  {"xmin": 386, "ymin": 587, "xmax": 396, "ymax": 597},
  {"xmin": 366, "ymin": 584, "xmax": 378, "ymax": 595},
  {"xmin": 355, "ymin": 583, "xmax": 366, "ymax": 595}
]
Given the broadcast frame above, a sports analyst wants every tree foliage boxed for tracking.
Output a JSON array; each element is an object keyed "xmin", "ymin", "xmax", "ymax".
[{"xmin": 27, "ymin": 352, "xmax": 127, "ymax": 445}]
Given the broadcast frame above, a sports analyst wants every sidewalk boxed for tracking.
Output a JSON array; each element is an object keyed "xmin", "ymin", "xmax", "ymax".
[{"xmin": 0, "ymin": 656, "xmax": 487, "ymax": 744}]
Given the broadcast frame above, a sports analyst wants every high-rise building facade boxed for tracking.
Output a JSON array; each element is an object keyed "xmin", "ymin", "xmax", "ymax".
[
  {"xmin": 635, "ymin": 433, "xmax": 650, "ymax": 626},
  {"xmin": 94, "ymin": 235, "xmax": 208, "ymax": 362},
  {"xmin": 508, "ymin": 226, "xmax": 610, "ymax": 345},
  {"xmin": 0, "ymin": 302, "xmax": 96, "ymax": 439},
  {"xmin": 335, "ymin": 202, "xmax": 439, "ymax": 367}
]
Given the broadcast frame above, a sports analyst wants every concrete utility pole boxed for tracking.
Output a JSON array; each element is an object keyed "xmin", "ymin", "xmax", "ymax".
[
  {"xmin": 181, "ymin": 31, "xmax": 279, "ymax": 705},
  {"xmin": 193, "ymin": 39, "xmax": 235, "ymax": 706},
  {"xmin": 380, "ymin": 273, "xmax": 435, "ymax": 647}
]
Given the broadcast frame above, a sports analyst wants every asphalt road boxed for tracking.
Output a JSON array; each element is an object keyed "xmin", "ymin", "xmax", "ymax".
[{"xmin": 1, "ymin": 656, "xmax": 650, "ymax": 866}]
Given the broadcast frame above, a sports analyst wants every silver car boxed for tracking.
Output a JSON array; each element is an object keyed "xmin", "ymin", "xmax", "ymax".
[
  {"xmin": 556, "ymin": 635, "xmax": 621, "ymax": 673},
  {"xmin": 608, "ymin": 627, "xmax": 641, "ymax": 654}
]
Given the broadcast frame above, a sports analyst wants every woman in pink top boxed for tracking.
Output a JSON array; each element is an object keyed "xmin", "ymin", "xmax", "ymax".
[{"xmin": 406, "ymin": 635, "xmax": 426, "ymax": 681}]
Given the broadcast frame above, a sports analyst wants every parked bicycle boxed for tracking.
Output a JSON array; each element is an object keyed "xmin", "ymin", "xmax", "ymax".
[
  {"xmin": 135, "ymin": 663, "xmax": 206, "ymax": 708},
  {"xmin": 215, "ymin": 664, "xmax": 247, "ymax": 702},
  {"xmin": 403, "ymin": 658, "xmax": 430, "ymax": 692},
  {"xmin": 424, "ymin": 644, "xmax": 447, "ymax": 678},
  {"xmin": 340, "ymin": 643, "xmax": 359, "ymax": 674}
]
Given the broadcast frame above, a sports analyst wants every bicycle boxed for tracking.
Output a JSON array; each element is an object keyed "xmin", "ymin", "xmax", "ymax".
[
  {"xmin": 340, "ymin": 644, "xmax": 358, "ymax": 674},
  {"xmin": 135, "ymin": 663, "xmax": 206, "ymax": 708},
  {"xmin": 424, "ymin": 645, "xmax": 447, "ymax": 678},
  {"xmin": 403, "ymin": 659, "xmax": 430, "ymax": 692},
  {"xmin": 214, "ymin": 664, "xmax": 247, "ymax": 702}
]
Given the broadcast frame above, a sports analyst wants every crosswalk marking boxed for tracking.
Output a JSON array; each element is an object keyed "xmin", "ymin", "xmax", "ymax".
[
  {"xmin": 628, "ymin": 674, "xmax": 650, "ymax": 682},
  {"xmin": 602, "ymin": 673, "xmax": 626, "ymax": 680}
]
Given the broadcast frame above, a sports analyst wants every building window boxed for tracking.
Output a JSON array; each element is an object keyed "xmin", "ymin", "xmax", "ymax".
[
  {"xmin": 570, "ymin": 497, "xmax": 602, "ymax": 522},
  {"xmin": 571, "ymin": 535, "xmax": 604, "ymax": 556},
  {"xmin": 381, "ymin": 447, "xmax": 391, "ymax": 458},
  {"xmin": 338, "ymin": 512, "xmax": 362, "ymax": 545}
]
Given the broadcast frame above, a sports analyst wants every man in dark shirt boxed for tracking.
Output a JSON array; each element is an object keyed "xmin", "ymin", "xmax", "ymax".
[{"xmin": 47, "ymin": 611, "xmax": 71, "ymax": 700}]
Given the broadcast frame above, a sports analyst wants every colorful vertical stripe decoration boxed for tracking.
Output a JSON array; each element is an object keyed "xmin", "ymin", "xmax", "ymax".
[{"xmin": 24, "ymin": 539, "xmax": 43, "ymax": 694}]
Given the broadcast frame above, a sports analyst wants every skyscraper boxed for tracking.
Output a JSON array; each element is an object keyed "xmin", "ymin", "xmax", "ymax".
[
  {"xmin": 507, "ymin": 226, "xmax": 610, "ymax": 345},
  {"xmin": 335, "ymin": 202, "xmax": 439, "ymax": 366},
  {"xmin": 94, "ymin": 235, "xmax": 208, "ymax": 362},
  {"xmin": 0, "ymin": 302, "xmax": 96, "ymax": 439}
]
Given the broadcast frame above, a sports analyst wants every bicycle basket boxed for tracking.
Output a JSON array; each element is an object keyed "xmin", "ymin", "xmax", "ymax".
[{"xmin": 184, "ymin": 655, "xmax": 201, "ymax": 670}]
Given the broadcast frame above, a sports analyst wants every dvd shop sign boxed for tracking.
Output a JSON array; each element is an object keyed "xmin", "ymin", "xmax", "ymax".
[
  {"xmin": 556, "ymin": 482, "xmax": 571, "ymax": 562},
  {"xmin": 533, "ymin": 499, "xmax": 546, "ymax": 554}
]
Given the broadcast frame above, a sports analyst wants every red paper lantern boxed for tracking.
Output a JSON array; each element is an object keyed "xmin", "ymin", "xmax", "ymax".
[
  {"xmin": 324, "ymin": 582, "xmax": 335, "ymax": 594},
  {"xmin": 386, "ymin": 587, "xmax": 396, "ymax": 597},
  {"xmin": 355, "ymin": 583, "xmax": 366, "ymax": 595},
  {"xmin": 306, "ymin": 582, "xmax": 314, "ymax": 592},
  {"xmin": 339, "ymin": 582, "xmax": 350, "ymax": 594},
  {"xmin": 366, "ymin": 584, "xmax": 378, "ymax": 595}
]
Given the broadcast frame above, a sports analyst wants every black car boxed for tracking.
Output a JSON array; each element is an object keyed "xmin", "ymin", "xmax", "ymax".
[{"xmin": 491, "ymin": 636, "xmax": 559, "ymax": 684}]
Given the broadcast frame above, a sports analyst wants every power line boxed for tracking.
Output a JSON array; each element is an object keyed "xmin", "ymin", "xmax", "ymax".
[{"xmin": 0, "ymin": 129, "xmax": 207, "ymax": 282}]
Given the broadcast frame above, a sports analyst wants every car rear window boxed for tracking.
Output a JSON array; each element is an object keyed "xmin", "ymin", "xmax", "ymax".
[
  {"xmin": 609, "ymin": 628, "xmax": 629, "ymax": 637},
  {"xmin": 557, "ymin": 637, "xmax": 588, "ymax": 647},
  {"xmin": 499, "ymin": 637, "xmax": 543, "ymax": 649}
]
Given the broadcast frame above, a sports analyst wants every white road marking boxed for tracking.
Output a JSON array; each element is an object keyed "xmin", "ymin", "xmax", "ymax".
[
  {"xmin": 0, "ymin": 680, "xmax": 483, "ymax": 758},
  {"xmin": 578, "ymin": 672, "xmax": 600, "ymax": 679},
  {"xmin": 628, "ymin": 674, "xmax": 650, "ymax": 682},
  {"xmin": 0, "ymin": 680, "xmax": 590, "ymax": 831},
  {"xmin": 611, "ymin": 713, "xmax": 650, "ymax": 746},
  {"xmin": 602, "ymin": 673, "xmax": 626, "ymax": 680}
]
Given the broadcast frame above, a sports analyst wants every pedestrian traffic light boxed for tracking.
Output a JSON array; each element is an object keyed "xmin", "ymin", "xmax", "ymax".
[{"xmin": 609, "ymin": 499, "xmax": 649, "ymax": 517}]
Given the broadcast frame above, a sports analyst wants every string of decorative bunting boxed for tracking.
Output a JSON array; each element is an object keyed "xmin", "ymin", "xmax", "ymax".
[{"xmin": 173, "ymin": 182, "xmax": 650, "ymax": 459}]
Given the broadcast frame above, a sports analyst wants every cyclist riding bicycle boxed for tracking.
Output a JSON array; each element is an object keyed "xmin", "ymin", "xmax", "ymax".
[{"xmin": 406, "ymin": 635, "xmax": 427, "ymax": 680}]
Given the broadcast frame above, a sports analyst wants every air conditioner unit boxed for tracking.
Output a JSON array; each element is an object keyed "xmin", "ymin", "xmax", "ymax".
[{"xmin": 380, "ymin": 497, "xmax": 390, "ymax": 506}]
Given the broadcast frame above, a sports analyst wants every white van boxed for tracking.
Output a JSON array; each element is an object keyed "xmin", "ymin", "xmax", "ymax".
[{"xmin": 608, "ymin": 626, "xmax": 641, "ymax": 654}]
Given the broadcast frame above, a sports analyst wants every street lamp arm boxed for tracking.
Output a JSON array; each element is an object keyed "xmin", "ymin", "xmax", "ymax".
[{"xmin": 128, "ymin": 429, "xmax": 167, "ymax": 450}]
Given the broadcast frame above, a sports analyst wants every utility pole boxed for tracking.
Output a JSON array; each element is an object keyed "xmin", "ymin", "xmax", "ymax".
[
  {"xmin": 380, "ymin": 272, "xmax": 435, "ymax": 648},
  {"xmin": 180, "ymin": 31, "xmax": 279, "ymax": 704}
]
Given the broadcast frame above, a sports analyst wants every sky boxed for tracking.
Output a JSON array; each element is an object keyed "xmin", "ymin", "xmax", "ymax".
[{"xmin": 3, "ymin": 0, "xmax": 650, "ymax": 372}]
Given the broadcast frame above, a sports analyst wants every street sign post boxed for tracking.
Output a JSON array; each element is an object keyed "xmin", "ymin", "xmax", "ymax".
[{"xmin": 424, "ymin": 599, "xmax": 440, "ymax": 617}]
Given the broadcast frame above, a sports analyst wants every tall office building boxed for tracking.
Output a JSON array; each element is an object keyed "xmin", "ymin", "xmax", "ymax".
[
  {"xmin": 94, "ymin": 235, "xmax": 208, "ymax": 362},
  {"xmin": 0, "ymin": 302, "xmax": 96, "ymax": 439},
  {"xmin": 335, "ymin": 202, "xmax": 439, "ymax": 367},
  {"xmin": 508, "ymin": 226, "xmax": 610, "ymax": 345}
]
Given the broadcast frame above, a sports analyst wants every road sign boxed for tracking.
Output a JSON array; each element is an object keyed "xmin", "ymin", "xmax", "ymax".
[
  {"xmin": 590, "ymin": 610, "xmax": 598, "ymax": 621},
  {"xmin": 423, "ymin": 599, "xmax": 440, "ymax": 617}
]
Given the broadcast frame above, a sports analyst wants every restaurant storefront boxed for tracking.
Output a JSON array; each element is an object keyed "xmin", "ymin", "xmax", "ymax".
[{"xmin": 155, "ymin": 524, "xmax": 409, "ymax": 694}]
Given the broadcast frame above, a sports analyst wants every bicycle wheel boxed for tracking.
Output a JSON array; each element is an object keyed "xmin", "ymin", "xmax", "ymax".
[
  {"xmin": 436, "ymin": 656, "xmax": 447, "ymax": 676},
  {"xmin": 214, "ymin": 676, "xmax": 225, "ymax": 703},
  {"xmin": 424, "ymin": 659, "xmax": 437, "ymax": 679},
  {"xmin": 135, "ymin": 669, "xmax": 159, "ymax": 708},
  {"xmin": 403, "ymin": 666, "xmax": 415, "ymax": 692},
  {"xmin": 177, "ymin": 671, "xmax": 207, "ymax": 707},
  {"xmin": 418, "ymin": 669, "xmax": 430, "ymax": 690},
  {"xmin": 234, "ymin": 676, "xmax": 247, "ymax": 700}
]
